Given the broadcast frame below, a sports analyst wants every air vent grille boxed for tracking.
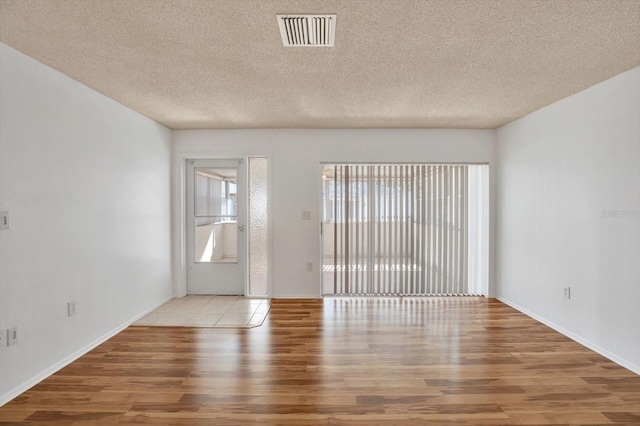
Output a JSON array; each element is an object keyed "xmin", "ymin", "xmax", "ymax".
[{"xmin": 277, "ymin": 15, "xmax": 336, "ymax": 47}]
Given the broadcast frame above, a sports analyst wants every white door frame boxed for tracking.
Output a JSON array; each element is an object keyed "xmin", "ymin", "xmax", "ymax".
[{"xmin": 172, "ymin": 152, "xmax": 272, "ymax": 299}]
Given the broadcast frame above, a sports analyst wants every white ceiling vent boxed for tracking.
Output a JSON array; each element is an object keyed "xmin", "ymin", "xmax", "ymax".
[{"xmin": 277, "ymin": 14, "xmax": 336, "ymax": 47}]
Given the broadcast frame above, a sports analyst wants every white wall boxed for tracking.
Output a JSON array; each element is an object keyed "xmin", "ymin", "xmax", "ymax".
[
  {"xmin": 496, "ymin": 66, "xmax": 640, "ymax": 373},
  {"xmin": 173, "ymin": 129, "xmax": 495, "ymax": 298},
  {"xmin": 0, "ymin": 43, "xmax": 173, "ymax": 403}
]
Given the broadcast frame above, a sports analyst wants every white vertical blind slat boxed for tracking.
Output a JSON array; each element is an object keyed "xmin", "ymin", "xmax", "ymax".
[
  {"xmin": 420, "ymin": 165, "xmax": 426, "ymax": 295},
  {"xmin": 462, "ymin": 165, "xmax": 469, "ymax": 294},
  {"xmin": 352, "ymin": 165, "xmax": 357, "ymax": 291},
  {"xmin": 399, "ymin": 165, "xmax": 405, "ymax": 294}
]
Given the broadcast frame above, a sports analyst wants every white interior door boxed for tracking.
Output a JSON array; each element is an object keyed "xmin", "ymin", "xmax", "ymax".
[{"xmin": 186, "ymin": 159, "xmax": 245, "ymax": 294}]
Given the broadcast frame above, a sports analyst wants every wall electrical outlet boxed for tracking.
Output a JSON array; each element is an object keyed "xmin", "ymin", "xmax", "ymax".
[
  {"xmin": 563, "ymin": 286, "xmax": 571, "ymax": 300},
  {"xmin": 301, "ymin": 211, "xmax": 311, "ymax": 220},
  {"xmin": 7, "ymin": 327, "xmax": 19, "ymax": 346},
  {"xmin": 306, "ymin": 262, "xmax": 313, "ymax": 272},
  {"xmin": 68, "ymin": 301, "xmax": 77, "ymax": 317}
]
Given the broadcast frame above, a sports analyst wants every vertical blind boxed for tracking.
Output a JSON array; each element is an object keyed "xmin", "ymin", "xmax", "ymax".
[{"xmin": 324, "ymin": 164, "xmax": 474, "ymax": 296}]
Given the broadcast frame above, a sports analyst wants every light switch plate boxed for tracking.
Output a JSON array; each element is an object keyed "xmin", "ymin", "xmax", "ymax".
[
  {"xmin": 0, "ymin": 212, "xmax": 9, "ymax": 230},
  {"xmin": 68, "ymin": 301, "xmax": 77, "ymax": 317},
  {"xmin": 7, "ymin": 327, "xmax": 18, "ymax": 346}
]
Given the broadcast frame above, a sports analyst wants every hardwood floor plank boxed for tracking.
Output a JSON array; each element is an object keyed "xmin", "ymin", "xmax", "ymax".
[
  {"xmin": 0, "ymin": 297, "xmax": 638, "ymax": 425},
  {"xmin": 602, "ymin": 411, "xmax": 640, "ymax": 423},
  {"xmin": 0, "ymin": 409, "xmax": 35, "ymax": 422},
  {"xmin": 503, "ymin": 410, "xmax": 613, "ymax": 425},
  {"xmin": 24, "ymin": 410, "xmax": 125, "ymax": 422}
]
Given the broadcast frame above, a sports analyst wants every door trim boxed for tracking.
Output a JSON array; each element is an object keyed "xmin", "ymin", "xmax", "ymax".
[{"xmin": 172, "ymin": 152, "xmax": 272, "ymax": 299}]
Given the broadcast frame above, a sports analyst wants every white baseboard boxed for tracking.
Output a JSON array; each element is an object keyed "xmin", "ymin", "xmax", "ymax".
[
  {"xmin": 0, "ymin": 295, "xmax": 173, "ymax": 407},
  {"xmin": 497, "ymin": 296, "xmax": 640, "ymax": 375},
  {"xmin": 273, "ymin": 294, "xmax": 321, "ymax": 299}
]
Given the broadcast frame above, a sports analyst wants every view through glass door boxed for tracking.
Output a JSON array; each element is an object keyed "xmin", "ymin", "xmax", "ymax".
[
  {"xmin": 321, "ymin": 163, "xmax": 489, "ymax": 296},
  {"xmin": 186, "ymin": 159, "xmax": 245, "ymax": 294}
]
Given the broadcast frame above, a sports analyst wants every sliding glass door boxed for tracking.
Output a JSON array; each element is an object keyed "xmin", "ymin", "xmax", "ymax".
[{"xmin": 321, "ymin": 164, "xmax": 489, "ymax": 296}]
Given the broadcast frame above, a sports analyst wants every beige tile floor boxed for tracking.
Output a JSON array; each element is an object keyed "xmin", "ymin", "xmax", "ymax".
[{"xmin": 134, "ymin": 295, "xmax": 271, "ymax": 328}]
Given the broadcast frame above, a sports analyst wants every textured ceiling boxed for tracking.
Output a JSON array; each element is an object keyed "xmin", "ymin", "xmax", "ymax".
[{"xmin": 1, "ymin": 0, "xmax": 639, "ymax": 129}]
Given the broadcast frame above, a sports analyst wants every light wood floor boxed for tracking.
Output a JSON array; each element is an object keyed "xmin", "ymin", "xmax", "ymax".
[{"xmin": 1, "ymin": 298, "xmax": 638, "ymax": 425}]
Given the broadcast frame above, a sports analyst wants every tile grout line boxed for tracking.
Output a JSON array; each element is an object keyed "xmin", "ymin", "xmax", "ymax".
[{"xmin": 133, "ymin": 296, "xmax": 271, "ymax": 328}]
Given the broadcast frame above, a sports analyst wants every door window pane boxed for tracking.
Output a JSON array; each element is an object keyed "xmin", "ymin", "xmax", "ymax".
[{"xmin": 194, "ymin": 167, "xmax": 238, "ymax": 263}]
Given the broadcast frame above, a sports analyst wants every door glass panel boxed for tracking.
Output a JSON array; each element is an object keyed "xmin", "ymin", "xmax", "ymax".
[
  {"xmin": 248, "ymin": 157, "xmax": 268, "ymax": 295},
  {"xmin": 194, "ymin": 167, "xmax": 238, "ymax": 263}
]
